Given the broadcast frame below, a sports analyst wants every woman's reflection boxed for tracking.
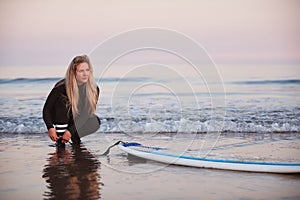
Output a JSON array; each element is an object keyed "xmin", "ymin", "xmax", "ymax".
[{"xmin": 42, "ymin": 145, "xmax": 102, "ymax": 200}]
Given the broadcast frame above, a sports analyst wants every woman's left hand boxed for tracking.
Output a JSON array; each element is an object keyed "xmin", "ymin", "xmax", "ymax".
[{"xmin": 62, "ymin": 130, "xmax": 72, "ymax": 143}]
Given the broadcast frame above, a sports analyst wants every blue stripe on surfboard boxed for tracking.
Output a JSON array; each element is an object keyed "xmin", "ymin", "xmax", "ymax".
[
  {"xmin": 122, "ymin": 143, "xmax": 300, "ymax": 167},
  {"xmin": 123, "ymin": 142, "xmax": 167, "ymax": 150}
]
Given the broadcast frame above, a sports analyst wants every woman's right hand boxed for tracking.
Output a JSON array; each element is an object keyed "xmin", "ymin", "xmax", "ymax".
[{"xmin": 48, "ymin": 128, "xmax": 59, "ymax": 141}]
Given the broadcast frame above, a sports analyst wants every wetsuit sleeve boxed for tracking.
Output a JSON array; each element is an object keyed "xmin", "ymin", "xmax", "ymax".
[{"xmin": 43, "ymin": 87, "xmax": 60, "ymax": 130}]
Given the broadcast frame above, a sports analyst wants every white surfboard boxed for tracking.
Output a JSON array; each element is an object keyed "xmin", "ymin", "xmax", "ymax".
[{"xmin": 118, "ymin": 142, "xmax": 300, "ymax": 173}]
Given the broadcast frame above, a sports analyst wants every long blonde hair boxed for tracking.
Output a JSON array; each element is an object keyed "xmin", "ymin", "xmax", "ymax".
[{"xmin": 65, "ymin": 55, "xmax": 98, "ymax": 117}]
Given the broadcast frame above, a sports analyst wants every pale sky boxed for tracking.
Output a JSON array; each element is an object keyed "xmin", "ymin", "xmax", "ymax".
[{"xmin": 0, "ymin": 0, "xmax": 299, "ymax": 66}]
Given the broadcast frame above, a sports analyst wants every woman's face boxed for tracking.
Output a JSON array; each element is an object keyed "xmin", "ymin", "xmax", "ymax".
[{"xmin": 76, "ymin": 62, "xmax": 90, "ymax": 85}]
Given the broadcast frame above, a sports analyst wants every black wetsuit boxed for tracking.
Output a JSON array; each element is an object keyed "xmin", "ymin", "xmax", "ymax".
[{"xmin": 43, "ymin": 79, "xmax": 100, "ymax": 143}]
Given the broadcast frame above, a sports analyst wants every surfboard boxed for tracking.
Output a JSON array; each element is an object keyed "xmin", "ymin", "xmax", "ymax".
[{"xmin": 118, "ymin": 142, "xmax": 300, "ymax": 173}]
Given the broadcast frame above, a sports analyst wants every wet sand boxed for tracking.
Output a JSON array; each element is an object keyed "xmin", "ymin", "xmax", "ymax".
[{"xmin": 0, "ymin": 132, "xmax": 300, "ymax": 200}]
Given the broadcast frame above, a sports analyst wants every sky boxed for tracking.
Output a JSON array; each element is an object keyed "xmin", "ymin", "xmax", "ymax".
[{"xmin": 0, "ymin": 0, "xmax": 299, "ymax": 67}]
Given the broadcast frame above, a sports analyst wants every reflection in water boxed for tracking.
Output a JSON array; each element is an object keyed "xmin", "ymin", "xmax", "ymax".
[
  {"xmin": 42, "ymin": 145, "xmax": 102, "ymax": 200},
  {"xmin": 127, "ymin": 154, "xmax": 147, "ymax": 166}
]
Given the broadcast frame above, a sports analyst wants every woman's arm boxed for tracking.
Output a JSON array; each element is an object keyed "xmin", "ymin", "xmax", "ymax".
[
  {"xmin": 43, "ymin": 87, "xmax": 58, "ymax": 130},
  {"xmin": 43, "ymin": 87, "xmax": 60, "ymax": 141}
]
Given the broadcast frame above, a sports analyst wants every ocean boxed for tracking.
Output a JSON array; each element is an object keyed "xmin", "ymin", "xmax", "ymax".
[
  {"xmin": 1, "ymin": 64, "xmax": 300, "ymax": 199},
  {"xmin": 0, "ymin": 64, "xmax": 299, "ymax": 134}
]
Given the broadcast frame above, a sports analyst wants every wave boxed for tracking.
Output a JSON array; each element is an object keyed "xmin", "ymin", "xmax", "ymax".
[
  {"xmin": 1, "ymin": 116, "xmax": 299, "ymax": 134},
  {"xmin": 0, "ymin": 77, "xmax": 153, "ymax": 84},
  {"xmin": 0, "ymin": 77, "xmax": 62, "ymax": 84},
  {"xmin": 232, "ymin": 79, "xmax": 300, "ymax": 85},
  {"xmin": 2, "ymin": 78, "xmax": 299, "ymax": 86}
]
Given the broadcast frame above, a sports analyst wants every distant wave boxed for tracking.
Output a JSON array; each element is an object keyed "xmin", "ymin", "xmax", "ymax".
[
  {"xmin": 0, "ymin": 77, "xmax": 62, "ymax": 84},
  {"xmin": 4, "ymin": 78, "xmax": 299, "ymax": 85},
  {"xmin": 0, "ymin": 77, "xmax": 152, "ymax": 84},
  {"xmin": 232, "ymin": 79, "xmax": 300, "ymax": 85}
]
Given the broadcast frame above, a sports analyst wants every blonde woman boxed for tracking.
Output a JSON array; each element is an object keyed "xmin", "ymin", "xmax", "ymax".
[{"xmin": 43, "ymin": 55, "xmax": 100, "ymax": 146}]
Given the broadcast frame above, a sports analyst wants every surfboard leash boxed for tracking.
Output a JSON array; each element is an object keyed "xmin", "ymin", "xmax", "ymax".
[{"xmin": 99, "ymin": 140, "xmax": 125, "ymax": 156}]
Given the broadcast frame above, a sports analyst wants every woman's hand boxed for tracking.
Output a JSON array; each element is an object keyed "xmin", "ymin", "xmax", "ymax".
[
  {"xmin": 48, "ymin": 128, "xmax": 59, "ymax": 141},
  {"xmin": 62, "ymin": 130, "xmax": 72, "ymax": 143}
]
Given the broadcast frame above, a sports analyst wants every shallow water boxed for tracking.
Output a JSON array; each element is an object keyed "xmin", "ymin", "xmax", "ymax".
[{"xmin": 1, "ymin": 132, "xmax": 299, "ymax": 200}]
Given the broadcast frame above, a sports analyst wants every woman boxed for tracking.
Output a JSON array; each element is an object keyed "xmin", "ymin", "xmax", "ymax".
[{"xmin": 43, "ymin": 55, "xmax": 100, "ymax": 145}]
